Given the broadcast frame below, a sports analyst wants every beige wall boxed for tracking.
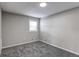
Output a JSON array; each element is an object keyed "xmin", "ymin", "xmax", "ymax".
[
  {"xmin": 40, "ymin": 7, "xmax": 79, "ymax": 55},
  {"xmin": 2, "ymin": 12, "xmax": 39, "ymax": 48},
  {"xmin": 0, "ymin": 9, "xmax": 2, "ymax": 54}
]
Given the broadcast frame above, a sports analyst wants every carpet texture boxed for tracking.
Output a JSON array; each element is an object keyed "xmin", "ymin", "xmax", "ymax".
[{"xmin": 0, "ymin": 41, "xmax": 79, "ymax": 57}]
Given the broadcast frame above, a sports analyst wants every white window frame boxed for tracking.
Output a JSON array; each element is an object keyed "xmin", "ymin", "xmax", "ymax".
[{"xmin": 29, "ymin": 20, "xmax": 38, "ymax": 32}]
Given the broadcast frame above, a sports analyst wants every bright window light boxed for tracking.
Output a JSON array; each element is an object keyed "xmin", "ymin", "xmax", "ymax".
[{"xmin": 29, "ymin": 20, "xmax": 37, "ymax": 32}]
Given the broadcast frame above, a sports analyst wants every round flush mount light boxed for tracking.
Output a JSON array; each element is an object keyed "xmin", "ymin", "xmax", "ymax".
[{"xmin": 40, "ymin": 2, "xmax": 47, "ymax": 7}]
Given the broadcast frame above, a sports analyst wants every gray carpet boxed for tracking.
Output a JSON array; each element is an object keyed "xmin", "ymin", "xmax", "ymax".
[{"xmin": 0, "ymin": 41, "xmax": 79, "ymax": 57}]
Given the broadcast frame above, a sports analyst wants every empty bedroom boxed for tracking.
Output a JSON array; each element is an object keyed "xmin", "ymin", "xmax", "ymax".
[{"xmin": 0, "ymin": 2, "xmax": 79, "ymax": 57}]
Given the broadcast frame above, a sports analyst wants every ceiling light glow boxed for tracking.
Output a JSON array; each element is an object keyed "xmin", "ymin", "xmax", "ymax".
[{"xmin": 40, "ymin": 2, "xmax": 47, "ymax": 7}]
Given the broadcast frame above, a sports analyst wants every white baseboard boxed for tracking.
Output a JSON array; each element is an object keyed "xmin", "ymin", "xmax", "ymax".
[
  {"xmin": 41, "ymin": 40, "xmax": 79, "ymax": 56},
  {"xmin": 2, "ymin": 40, "xmax": 39, "ymax": 49}
]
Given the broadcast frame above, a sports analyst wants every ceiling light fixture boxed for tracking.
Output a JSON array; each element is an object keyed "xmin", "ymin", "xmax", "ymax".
[{"xmin": 40, "ymin": 2, "xmax": 47, "ymax": 7}]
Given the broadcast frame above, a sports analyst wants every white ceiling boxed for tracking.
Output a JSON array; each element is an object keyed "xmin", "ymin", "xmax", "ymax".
[{"xmin": 0, "ymin": 2, "xmax": 79, "ymax": 18}]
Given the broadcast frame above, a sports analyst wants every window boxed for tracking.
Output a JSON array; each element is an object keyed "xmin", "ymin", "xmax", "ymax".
[{"xmin": 29, "ymin": 20, "xmax": 37, "ymax": 32}]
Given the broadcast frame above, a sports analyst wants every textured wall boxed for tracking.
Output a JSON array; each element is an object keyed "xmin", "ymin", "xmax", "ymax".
[
  {"xmin": 0, "ymin": 9, "xmax": 2, "ymax": 54},
  {"xmin": 2, "ymin": 12, "xmax": 39, "ymax": 48},
  {"xmin": 40, "ymin": 7, "xmax": 79, "ymax": 55}
]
